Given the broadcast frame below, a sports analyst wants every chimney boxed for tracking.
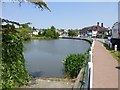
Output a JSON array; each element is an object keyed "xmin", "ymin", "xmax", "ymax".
[
  {"xmin": 97, "ymin": 22, "xmax": 99, "ymax": 26},
  {"xmin": 101, "ymin": 23, "xmax": 103, "ymax": 27}
]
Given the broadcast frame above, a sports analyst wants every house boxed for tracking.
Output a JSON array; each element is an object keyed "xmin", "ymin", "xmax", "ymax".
[
  {"xmin": 80, "ymin": 22, "xmax": 110, "ymax": 38},
  {"xmin": 110, "ymin": 22, "xmax": 120, "ymax": 50},
  {"xmin": 57, "ymin": 29, "xmax": 65, "ymax": 35},
  {"xmin": 32, "ymin": 29, "xmax": 40, "ymax": 35},
  {"xmin": 57, "ymin": 29, "xmax": 68, "ymax": 37}
]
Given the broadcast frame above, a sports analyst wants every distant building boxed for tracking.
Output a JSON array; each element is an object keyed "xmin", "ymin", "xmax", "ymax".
[
  {"xmin": 57, "ymin": 29, "xmax": 65, "ymax": 35},
  {"xmin": 80, "ymin": 22, "xmax": 110, "ymax": 38},
  {"xmin": 57, "ymin": 29, "xmax": 68, "ymax": 37},
  {"xmin": 32, "ymin": 29, "xmax": 40, "ymax": 35}
]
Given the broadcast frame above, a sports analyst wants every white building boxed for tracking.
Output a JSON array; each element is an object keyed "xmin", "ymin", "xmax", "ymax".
[
  {"xmin": 80, "ymin": 22, "xmax": 109, "ymax": 38},
  {"xmin": 92, "ymin": 30, "xmax": 97, "ymax": 37},
  {"xmin": 32, "ymin": 30, "xmax": 39, "ymax": 35}
]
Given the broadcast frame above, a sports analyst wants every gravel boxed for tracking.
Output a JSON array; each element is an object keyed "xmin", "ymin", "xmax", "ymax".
[{"xmin": 22, "ymin": 78, "xmax": 75, "ymax": 88}]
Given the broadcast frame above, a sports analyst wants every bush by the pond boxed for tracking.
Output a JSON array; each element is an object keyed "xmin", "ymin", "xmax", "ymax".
[
  {"xmin": 63, "ymin": 53, "xmax": 88, "ymax": 78},
  {"xmin": 1, "ymin": 24, "xmax": 30, "ymax": 89}
]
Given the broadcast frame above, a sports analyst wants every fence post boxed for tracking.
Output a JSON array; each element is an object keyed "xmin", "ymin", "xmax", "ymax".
[
  {"xmin": 88, "ymin": 62, "xmax": 93, "ymax": 89},
  {"xmin": 114, "ymin": 45, "xmax": 117, "ymax": 51}
]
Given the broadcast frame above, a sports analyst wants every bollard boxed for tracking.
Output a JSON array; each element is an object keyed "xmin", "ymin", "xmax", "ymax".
[{"xmin": 114, "ymin": 45, "xmax": 117, "ymax": 51}]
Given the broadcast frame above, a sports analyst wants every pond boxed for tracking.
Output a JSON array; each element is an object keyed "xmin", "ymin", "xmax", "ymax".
[{"xmin": 23, "ymin": 39, "xmax": 90, "ymax": 78}]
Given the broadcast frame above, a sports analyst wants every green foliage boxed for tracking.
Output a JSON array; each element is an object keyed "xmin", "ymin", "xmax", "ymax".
[
  {"xmin": 2, "ymin": 19, "xmax": 32, "ymax": 41},
  {"xmin": 63, "ymin": 53, "xmax": 88, "ymax": 78},
  {"xmin": 31, "ymin": 36, "xmax": 47, "ymax": 39},
  {"xmin": 21, "ymin": 23, "xmax": 31, "ymax": 29},
  {"xmin": 68, "ymin": 30, "xmax": 78, "ymax": 37},
  {"xmin": 18, "ymin": 28, "xmax": 31, "ymax": 41},
  {"xmin": 41, "ymin": 26, "xmax": 60, "ymax": 39},
  {"xmin": 1, "ymin": 24, "xmax": 30, "ymax": 89},
  {"xmin": 38, "ymin": 31, "xmax": 42, "ymax": 36},
  {"xmin": 2, "ymin": 19, "xmax": 21, "ymax": 26},
  {"xmin": 2, "ymin": 0, "xmax": 50, "ymax": 11},
  {"xmin": 16, "ymin": 24, "xmax": 32, "ymax": 41},
  {"xmin": 111, "ymin": 50, "xmax": 120, "ymax": 62}
]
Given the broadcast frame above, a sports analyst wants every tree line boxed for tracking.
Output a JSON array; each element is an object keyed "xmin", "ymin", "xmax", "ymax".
[{"xmin": 37, "ymin": 26, "xmax": 60, "ymax": 39}]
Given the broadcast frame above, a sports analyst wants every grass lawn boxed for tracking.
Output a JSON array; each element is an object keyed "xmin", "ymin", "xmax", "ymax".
[
  {"xmin": 31, "ymin": 36, "xmax": 46, "ymax": 39},
  {"xmin": 98, "ymin": 40, "xmax": 120, "ymax": 63}
]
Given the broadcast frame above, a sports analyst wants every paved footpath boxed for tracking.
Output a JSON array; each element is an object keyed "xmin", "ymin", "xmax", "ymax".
[{"xmin": 92, "ymin": 40, "xmax": 119, "ymax": 88}]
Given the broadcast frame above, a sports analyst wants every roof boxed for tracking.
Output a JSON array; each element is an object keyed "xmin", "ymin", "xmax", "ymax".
[{"xmin": 80, "ymin": 25, "xmax": 109, "ymax": 33}]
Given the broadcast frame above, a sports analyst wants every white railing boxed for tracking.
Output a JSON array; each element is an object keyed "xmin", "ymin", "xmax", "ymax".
[
  {"xmin": 88, "ymin": 40, "xmax": 94, "ymax": 88},
  {"xmin": 82, "ymin": 39, "xmax": 95, "ymax": 89}
]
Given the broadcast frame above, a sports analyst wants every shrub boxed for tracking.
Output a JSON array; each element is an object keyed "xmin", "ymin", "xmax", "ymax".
[
  {"xmin": 1, "ymin": 24, "xmax": 30, "ymax": 89},
  {"xmin": 63, "ymin": 53, "xmax": 88, "ymax": 78}
]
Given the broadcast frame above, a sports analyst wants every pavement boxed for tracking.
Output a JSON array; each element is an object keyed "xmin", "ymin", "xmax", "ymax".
[{"xmin": 92, "ymin": 40, "xmax": 119, "ymax": 88}]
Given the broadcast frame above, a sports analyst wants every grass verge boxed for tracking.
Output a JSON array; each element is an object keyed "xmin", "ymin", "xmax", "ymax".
[{"xmin": 98, "ymin": 40, "xmax": 120, "ymax": 63}]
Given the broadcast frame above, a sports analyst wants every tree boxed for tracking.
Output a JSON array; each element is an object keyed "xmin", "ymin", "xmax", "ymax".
[
  {"xmin": 21, "ymin": 23, "xmax": 30, "ymax": 28},
  {"xmin": 2, "ymin": 0, "xmax": 51, "ymax": 11},
  {"xmin": 68, "ymin": 30, "xmax": 78, "ymax": 37},
  {"xmin": 33, "ymin": 27, "xmax": 35, "ymax": 30},
  {"xmin": 41, "ymin": 26, "xmax": 60, "ymax": 39},
  {"xmin": 1, "ymin": 1, "xmax": 50, "ymax": 89},
  {"xmin": 2, "ymin": 24, "xmax": 30, "ymax": 88},
  {"xmin": 51, "ymin": 26, "xmax": 56, "ymax": 30}
]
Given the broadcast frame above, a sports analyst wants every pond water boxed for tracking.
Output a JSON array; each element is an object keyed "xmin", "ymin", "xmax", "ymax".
[{"xmin": 23, "ymin": 39, "xmax": 90, "ymax": 78}]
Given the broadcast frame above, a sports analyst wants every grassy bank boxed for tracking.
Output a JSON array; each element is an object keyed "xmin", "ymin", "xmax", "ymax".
[
  {"xmin": 98, "ymin": 40, "xmax": 120, "ymax": 63},
  {"xmin": 31, "ymin": 36, "xmax": 47, "ymax": 40}
]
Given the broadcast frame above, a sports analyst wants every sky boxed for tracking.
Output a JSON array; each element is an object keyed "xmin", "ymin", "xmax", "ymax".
[{"xmin": 1, "ymin": 1, "xmax": 119, "ymax": 29}]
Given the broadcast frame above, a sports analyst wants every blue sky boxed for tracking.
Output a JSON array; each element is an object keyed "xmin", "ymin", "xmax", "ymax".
[{"xmin": 1, "ymin": 2, "xmax": 118, "ymax": 29}]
